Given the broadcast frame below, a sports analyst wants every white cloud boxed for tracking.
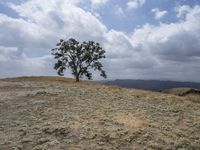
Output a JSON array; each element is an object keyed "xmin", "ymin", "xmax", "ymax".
[
  {"xmin": 114, "ymin": 5, "xmax": 125, "ymax": 17},
  {"xmin": 0, "ymin": 46, "xmax": 19, "ymax": 62},
  {"xmin": 2, "ymin": 0, "xmax": 107, "ymax": 43},
  {"xmin": 175, "ymin": 5, "xmax": 191, "ymax": 18},
  {"xmin": 126, "ymin": 0, "xmax": 146, "ymax": 10},
  {"xmin": 152, "ymin": 8, "xmax": 167, "ymax": 20},
  {"xmin": 90, "ymin": 0, "xmax": 108, "ymax": 8},
  {"xmin": 0, "ymin": 46, "xmax": 55, "ymax": 77},
  {"xmin": 104, "ymin": 30, "xmax": 135, "ymax": 58},
  {"xmin": 132, "ymin": 5, "xmax": 200, "ymax": 61},
  {"xmin": 0, "ymin": 13, "xmax": 54, "ymax": 49}
]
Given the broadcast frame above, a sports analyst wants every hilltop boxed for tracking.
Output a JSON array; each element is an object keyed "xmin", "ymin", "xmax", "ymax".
[{"xmin": 0, "ymin": 76, "xmax": 200, "ymax": 149}]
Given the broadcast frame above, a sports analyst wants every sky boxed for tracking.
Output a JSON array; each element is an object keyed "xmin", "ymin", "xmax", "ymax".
[{"xmin": 0, "ymin": 0, "xmax": 200, "ymax": 82}]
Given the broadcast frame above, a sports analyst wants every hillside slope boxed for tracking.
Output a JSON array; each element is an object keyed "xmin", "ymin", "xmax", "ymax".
[
  {"xmin": 0, "ymin": 76, "xmax": 200, "ymax": 149},
  {"xmin": 163, "ymin": 88, "xmax": 200, "ymax": 96}
]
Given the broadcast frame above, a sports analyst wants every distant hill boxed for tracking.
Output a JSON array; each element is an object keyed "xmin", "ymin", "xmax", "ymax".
[
  {"xmin": 163, "ymin": 88, "xmax": 200, "ymax": 96},
  {"xmin": 103, "ymin": 79, "xmax": 200, "ymax": 91}
]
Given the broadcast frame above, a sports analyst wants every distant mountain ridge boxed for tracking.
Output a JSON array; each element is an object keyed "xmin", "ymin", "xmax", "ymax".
[{"xmin": 103, "ymin": 79, "xmax": 200, "ymax": 91}]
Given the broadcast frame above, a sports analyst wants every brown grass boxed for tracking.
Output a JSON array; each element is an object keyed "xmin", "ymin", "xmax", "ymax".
[
  {"xmin": 0, "ymin": 76, "xmax": 76, "ymax": 83},
  {"xmin": 0, "ymin": 76, "xmax": 200, "ymax": 149}
]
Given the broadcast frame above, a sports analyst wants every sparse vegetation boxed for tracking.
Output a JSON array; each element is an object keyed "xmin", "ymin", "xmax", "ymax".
[
  {"xmin": 0, "ymin": 76, "xmax": 200, "ymax": 149},
  {"xmin": 51, "ymin": 38, "xmax": 107, "ymax": 82}
]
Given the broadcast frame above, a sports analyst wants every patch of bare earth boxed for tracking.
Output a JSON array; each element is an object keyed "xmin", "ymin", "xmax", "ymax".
[{"xmin": 0, "ymin": 76, "xmax": 200, "ymax": 149}]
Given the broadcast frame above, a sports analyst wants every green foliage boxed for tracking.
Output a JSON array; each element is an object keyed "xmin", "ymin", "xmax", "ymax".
[{"xmin": 51, "ymin": 38, "xmax": 107, "ymax": 82}]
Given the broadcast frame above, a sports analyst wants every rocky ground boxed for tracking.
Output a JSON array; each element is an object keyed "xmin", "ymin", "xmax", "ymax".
[{"xmin": 0, "ymin": 76, "xmax": 200, "ymax": 150}]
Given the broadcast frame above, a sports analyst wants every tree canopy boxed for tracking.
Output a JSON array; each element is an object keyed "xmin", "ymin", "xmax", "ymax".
[{"xmin": 51, "ymin": 38, "xmax": 107, "ymax": 82}]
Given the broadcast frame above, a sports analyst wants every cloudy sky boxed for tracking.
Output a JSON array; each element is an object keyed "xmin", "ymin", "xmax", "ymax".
[{"xmin": 0, "ymin": 0, "xmax": 200, "ymax": 82}]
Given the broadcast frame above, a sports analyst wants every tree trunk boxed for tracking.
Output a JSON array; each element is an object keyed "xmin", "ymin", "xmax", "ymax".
[{"xmin": 75, "ymin": 74, "xmax": 79, "ymax": 82}]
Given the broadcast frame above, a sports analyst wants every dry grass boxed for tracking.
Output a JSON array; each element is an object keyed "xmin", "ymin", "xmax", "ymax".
[
  {"xmin": 113, "ymin": 112, "xmax": 146, "ymax": 129},
  {"xmin": 0, "ymin": 76, "xmax": 77, "ymax": 83},
  {"xmin": 0, "ymin": 76, "xmax": 200, "ymax": 149}
]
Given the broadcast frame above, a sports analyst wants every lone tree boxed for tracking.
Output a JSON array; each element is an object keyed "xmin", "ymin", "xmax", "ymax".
[{"xmin": 51, "ymin": 38, "xmax": 107, "ymax": 82}]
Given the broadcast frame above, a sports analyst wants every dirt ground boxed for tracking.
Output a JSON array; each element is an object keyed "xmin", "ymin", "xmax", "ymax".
[{"xmin": 0, "ymin": 77, "xmax": 200, "ymax": 150}]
